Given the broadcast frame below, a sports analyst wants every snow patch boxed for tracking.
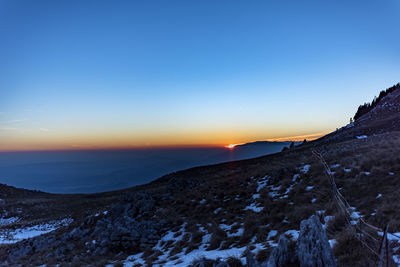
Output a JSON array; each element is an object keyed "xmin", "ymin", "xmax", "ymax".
[
  {"xmin": 356, "ymin": 135, "xmax": 368, "ymax": 139},
  {"xmin": 267, "ymin": 230, "xmax": 278, "ymax": 240},
  {"xmin": 0, "ymin": 218, "xmax": 73, "ymax": 244},
  {"xmin": 284, "ymin": 230, "xmax": 300, "ymax": 241},
  {"xmin": 244, "ymin": 203, "xmax": 263, "ymax": 213},
  {"xmin": 300, "ymin": 165, "xmax": 311, "ymax": 174},
  {"xmin": 0, "ymin": 217, "xmax": 19, "ymax": 226},
  {"xmin": 350, "ymin": 207, "xmax": 362, "ymax": 225},
  {"xmin": 213, "ymin": 208, "xmax": 222, "ymax": 215}
]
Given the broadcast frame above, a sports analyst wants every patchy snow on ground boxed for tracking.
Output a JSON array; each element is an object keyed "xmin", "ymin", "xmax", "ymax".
[
  {"xmin": 349, "ymin": 207, "xmax": 362, "ymax": 225},
  {"xmin": 389, "ymin": 172, "xmax": 395, "ymax": 175},
  {"xmin": 356, "ymin": 135, "xmax": 368, "ymax": 139},
  {"xmin": 267, "ymin": 230, "xmax": 278, "ymax": 240},
  {"xmin": 284, "ymin": 230, "xmax": 300, "ymax": 241},
  {"xmin": 0, "ymin": 218, "xmax": 73, "ymax": 244},
  {"xmin": 330, "ymin": 164, "xmax": 340, "ymax": 168},
  {"xmin": 123, "ymin": 224, "xmax": 266, "ymax": 267},
  {"xmin": 227, "ymin": 227, "xmax": 244, "ymax": 238},
  {"xmin": 123, "ymin": 253, "xmax": 146, "ymax": 266},
  {"xmin": 344, "ymin": 168, "xmax": 352, "ymax": 173},
  {"xmin": 219, "ymin": 223, "xmax": 233, "ymax": 231},
  {"xmin": 362, "ymin": 171, "xmax": 371, "ymax": 175},
  {"xmin": 268, "ymin": 185, "xmax": 281, "ymax": 198},
  {"xmin": 255, "ymin": 177, "xmax": 269, "ymax": 192},
  {"xmin": 0, "ymin": 216, "xmax": 19, "ymax": 226},
  {"xmin": 292, "ymin": 174, "xmax": 300, "ymax": 182},
  {"xmin": 311, "ymin": 198, "xmax": 317, "ymax": 203},
  {"xmin": 376, "ymin": 193, "xmax": 382, "ymax": 199},
  {"xmin": 244, "ymin": 203, "xmax": 264, "ymax": 213},
  {"xmin": 305, "ymin": 186, "xmax": 314, "ymax": 191},
  {"xmin": 213, "ymin": 207, "xmax": 222, "ymax": 214},
  {"xmin": 300, "ymin": 165, "xmax": 311, "ymax": 174}
]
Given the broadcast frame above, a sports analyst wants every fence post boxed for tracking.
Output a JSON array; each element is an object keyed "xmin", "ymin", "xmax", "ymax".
[{"xmin": 378, "ymin": 224, "xmax": 389, "ymax": 267}]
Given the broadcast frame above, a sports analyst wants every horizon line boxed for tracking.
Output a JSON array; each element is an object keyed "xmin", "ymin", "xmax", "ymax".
[{"xmin": 0, "ymin": 130, "xmax": 331, "ymax": 153}]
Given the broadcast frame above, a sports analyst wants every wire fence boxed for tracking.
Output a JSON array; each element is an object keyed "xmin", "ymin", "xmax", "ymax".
[{"xmin": 313, "ymin": 150, "xmax": 398, "ymax": 267}]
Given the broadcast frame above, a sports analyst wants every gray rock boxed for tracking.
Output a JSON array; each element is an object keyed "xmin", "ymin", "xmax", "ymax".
[
  {"xmin": 246, "ymin": 247, "xmax": 260, "ymax": 267},
  {"xmin": 296, "ymin": 215, "xmax": 336, "ymax": 267},
  {"xmin": 264, "ymin": 215, "xmax": 336, "ymax": 267},
  {"xmin": 266, "ymin": 236, "xmax": 297, "ymax": 267}
]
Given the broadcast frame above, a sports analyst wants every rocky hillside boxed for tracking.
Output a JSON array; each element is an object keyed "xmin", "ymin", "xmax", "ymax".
[{"xmin": 1, "ymin": 84, "xmax": 400, "ymax": 266}]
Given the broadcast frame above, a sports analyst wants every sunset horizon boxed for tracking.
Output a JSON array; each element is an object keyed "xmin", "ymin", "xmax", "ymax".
[
  {"xmin": 0, "ymin": 129, "xmax": 331, "ymax": 152},
  {"xmin": 1, "ymin": 1, "xmax": 399, "ymax": 152}
]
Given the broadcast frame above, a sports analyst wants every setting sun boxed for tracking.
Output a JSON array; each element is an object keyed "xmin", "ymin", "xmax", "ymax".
[{"xmin": 226, "ymin": 144, "xmax": 237, "ymax": 149}]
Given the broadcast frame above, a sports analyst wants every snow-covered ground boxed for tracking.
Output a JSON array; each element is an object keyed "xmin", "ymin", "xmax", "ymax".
[
  {"xmin": 121, "ymin": 222, "xmax": 269, "ymax": 266},
  {"xmin": 0, "ymin": 218, "xmax": 73, "ymax": 244}
]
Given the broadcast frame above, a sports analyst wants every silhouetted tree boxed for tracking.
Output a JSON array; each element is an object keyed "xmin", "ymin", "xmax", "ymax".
[
  {"xmin": 289, "ymin": 142, "xmax": 295, "ymax": 148},
  {"xmin": 354, "ymin": 83, "xmax": 400, "ymax": 121}
]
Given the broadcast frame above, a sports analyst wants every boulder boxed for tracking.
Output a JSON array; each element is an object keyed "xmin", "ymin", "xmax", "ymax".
[
  {"xmin": 264, "ymin": 215, "xmax": 336, "ymax": 267},
  {"xmin": 296, "ymin": 215, "xmax": 336, "ymax": 267},
  {"xmin": 266, "ymin": 236, "xmax": 297, "ymax": 267}
]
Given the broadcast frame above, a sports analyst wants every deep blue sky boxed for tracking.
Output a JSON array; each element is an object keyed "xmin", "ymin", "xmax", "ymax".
[{"xmin": 0, "ymin": 0, "xmax": 399, "ymax": 151}]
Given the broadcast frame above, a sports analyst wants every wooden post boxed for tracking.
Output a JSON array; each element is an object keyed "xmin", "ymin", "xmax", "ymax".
[{"xmin": 378, "ymin": 224, "xmax": 389, "ymax": 267}]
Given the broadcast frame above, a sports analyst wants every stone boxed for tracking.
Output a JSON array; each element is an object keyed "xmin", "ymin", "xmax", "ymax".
[
  {"xmin": 266, "ymin": 236, "xmax": 297, "ymax": 267},
  {"xmin": 246, "ymin": 247, "xmax": 260, "ymax": 267},
  {"xmin": 296, "ymin": 215, "xmax": 336, "ymax": 267}
]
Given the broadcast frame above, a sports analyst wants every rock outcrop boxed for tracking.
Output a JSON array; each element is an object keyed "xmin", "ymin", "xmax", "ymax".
[
  {"xmin": 265, "ymin": 215, "xmax": 336, "ymax": 267},
  {"xmin": 266, "ymin": 236, "xmax": 297, "ymax": 266},
  {"xmin": 296, "ymin": 215, "xmax": 336, "ymax": 267},
  {"xmin": 3, "ymin": 192, "xmax": 164, "ymax": 264}
]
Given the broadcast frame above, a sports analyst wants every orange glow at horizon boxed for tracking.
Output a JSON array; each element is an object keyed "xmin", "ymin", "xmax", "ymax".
[{"xmin": 0, "ymin": 128, "xmax": 334, "ymax": 152}]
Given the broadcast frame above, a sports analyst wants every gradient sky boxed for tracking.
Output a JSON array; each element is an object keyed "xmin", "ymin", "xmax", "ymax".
[{"xmin": 1, "ymin": 0, "xmax": 399, "ymax": 151}]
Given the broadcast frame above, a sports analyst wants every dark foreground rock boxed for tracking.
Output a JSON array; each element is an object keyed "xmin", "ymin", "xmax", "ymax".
[{"xmin": 296, "ymin": 215, "xmax": 336, "ymax": 266}]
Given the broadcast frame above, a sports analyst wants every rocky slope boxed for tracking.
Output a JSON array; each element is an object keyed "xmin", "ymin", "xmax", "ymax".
[{"xmin": 1, "ymin": 84, "xmax": 400, "ymax": 266}]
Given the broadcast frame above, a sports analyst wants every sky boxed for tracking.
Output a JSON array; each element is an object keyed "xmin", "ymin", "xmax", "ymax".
[{"xmin": 0, "ymin": 0, "xmax": 399, "ymax": 151}]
